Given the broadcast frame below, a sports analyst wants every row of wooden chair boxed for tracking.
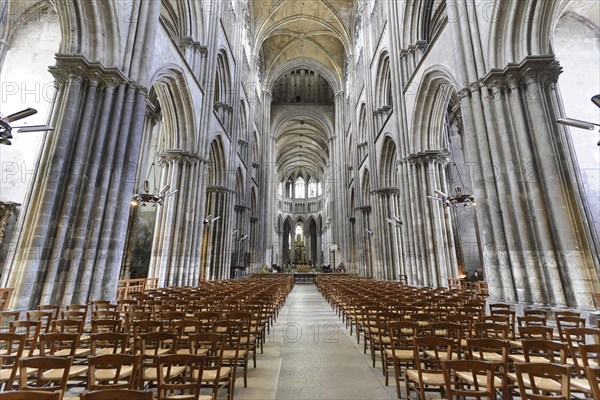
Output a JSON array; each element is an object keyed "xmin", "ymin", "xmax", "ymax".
[
  {"xmin": 0, "ymin": 275, "xmax": 294, "ymax": 400},
  {"xmin": 317, "ymin": 275, "xmax": 600, "ymax": 399}
]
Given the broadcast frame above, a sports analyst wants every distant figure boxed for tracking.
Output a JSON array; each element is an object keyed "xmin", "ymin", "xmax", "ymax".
[{"xmin": 338, "ymin": 262, "xmax": 346, "ymax": 273}]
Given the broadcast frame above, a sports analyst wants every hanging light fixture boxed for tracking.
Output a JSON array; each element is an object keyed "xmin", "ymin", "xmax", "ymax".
[
  {"xmin": 131, "ymin": 161, "xmax": 178, "ymax": 206},
  {"xmin": 556, "ymin": 95, "xmax": 600, "ymax": 146},
  {"xmin": 428, "ymin": 120, "xmax": 476, "ymax": 208}
]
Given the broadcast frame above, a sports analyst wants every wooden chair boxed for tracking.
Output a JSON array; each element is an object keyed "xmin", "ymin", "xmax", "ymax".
[
  {"xmin": 0, "ymin": 332, "xmax": 25, "ymax": 390},
  {"xmin": 490, "ymin": 309, "xmax": 516, "ymax": 340},
  {"xmin": 88, "ymin": 353, "xmax": 140, "ymax": 391},
  {"xmin": 556, "ymin": 315, "xmax": 585, "ymax": 342},
  {"xmin": 466, "ymin": 337, "xmax": 511, "ymax": 399},
  {"xmin": 38, "ymin": 305, "xmax": 61, "ymax": 320},
  {"xmin": 80, "ymin": 389, "xmax": 154, "ymax": 400},
  {"xmin": 386, "ymin": 321, "xmax": 417, "ymax": 398},
  {"xmin": 170, "ymin": 320, "xmax": 202, "ymax": 355},
  {"xmin": 405, "ymin": 336, "xmax": 454, "ymax": 400},
  {"xmin": 9, "ymin": 320, "xmax": 41, "ymax": 357},
  {"xmin": 223, "ymin": 314, "xmax": 251, "ymax": 388},
  {"xmin": 189, "ymin": 333, "xmax": 231, "ymax": 400},
  {"xmin": 38, "ymin": 333, "xmax": 88, "ymax": 381},
  {"xmin": 572, "ymin": 343, "xmax": 600, "ymax": 396},
  {"xmin": 0, "ymin": 311, "xmax": 20, "ymax": 332},
  {"xmin": 139, "ymin": 331, "xmax": 177, "ymax": 388},
  {"xmin": 90, "ymin": 333, "xmax": 130, "ymax": 356},
  {"xmin": 0, "ymin": 390, "xmax": 61, "ymax": 400},
  {"xmin": 510, "ymin": 325, "xmax": 554, "ymax": 350},
  {"xmin": 26, "ymin": 311, "xmax": 54, "ymax": 333},
  {"xmin": 441, "ymin": 359, "xmax": 497, "ymax": 400},
  {"xmin": 18, "ymin": 356, "xmax": 72, "ymax": 397},
  {"xmin": 517, "ymin": 315, "xmax": 547, "ymax": 328},
  {"xmin": 474, "ymin": 322, "xmax": 509, "ymax": 339},
  {"xmin": 514, "ymin": 362, "xmax": 571, "ymax": 399},
  {"xmin": 564, "ymin": 327, "xmax": 600, "ymax": 377},
  {"xmin": 91, "ymin": 319, "xmax": 122, "ymax": 334},
  {"xmin": 156, "ymin": 354, "xmax": 210, "ymax": 400},
  {"xmin": 509, "ymin": 338, "xmax": 568, "ymax": 365}
]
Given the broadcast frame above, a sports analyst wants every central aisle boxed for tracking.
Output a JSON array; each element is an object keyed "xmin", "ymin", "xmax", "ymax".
[{"xmin": 236, "ymin": 283, "xmax": 396, "ymax": 400}]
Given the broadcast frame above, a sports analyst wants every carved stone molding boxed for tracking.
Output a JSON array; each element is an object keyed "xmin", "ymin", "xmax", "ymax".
[
  {"xmin": 482, "ymin": 55, "xmax": 562, "ymax": 89},
  {"xmin": 405, "ymin": 149, "xmax": 451, "ymax": 165},
  {"xmin": 207, "ymin": 185, "xmax": 233, "ymax": 194},
  {"xmin": 157, "ymin": 150, "xmax": 201, "ymax": 165},
  {"xmin": 49, "ymin": 54, "xmax": 130, "ymax": 89}
]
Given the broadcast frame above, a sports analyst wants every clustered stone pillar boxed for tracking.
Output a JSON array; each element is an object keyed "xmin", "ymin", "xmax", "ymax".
[
  {"xmin": 445, "ymin": 0, "xmax": 599, "ymax": 308},
  {"xmin": 3, "ymin": 55, "xmax": 147, "ymax": 308},
  {"xmin": 201, "ymin": 187, "xmax": 233, "ymax": 281},
  {"xmin": 404, "ymin": 150, "xmax": 460, "ymax": 287},
  {"xmin": 475, "ymin": 57, "xmax": 600, "ymax": 308},
  {"xmin": 148, "ymin": 150, "xmax": 201, "ymax": 287}
]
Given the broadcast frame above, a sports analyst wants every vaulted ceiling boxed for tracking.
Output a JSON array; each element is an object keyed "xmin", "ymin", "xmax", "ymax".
[
  {"xmin": 275, "ymin": 114, "xmax": 330, "ymax": 180},
  {"xmin": 250, "ymin": 0, "xmax": 354, "ymax": 185},
  {"xmin": 251, "ymin": 0, "xmax": 353, "ymax": 87}
]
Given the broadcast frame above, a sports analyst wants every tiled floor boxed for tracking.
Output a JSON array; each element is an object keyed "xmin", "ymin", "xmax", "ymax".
[{"xmin": 235, "ymin": 283, "xmax": 398, "ymax": 400}]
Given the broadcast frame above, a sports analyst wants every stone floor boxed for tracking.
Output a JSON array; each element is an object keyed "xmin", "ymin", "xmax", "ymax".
[{"xmin": 234, "ymin": 283, "xmax": 398, "ymax": 400}]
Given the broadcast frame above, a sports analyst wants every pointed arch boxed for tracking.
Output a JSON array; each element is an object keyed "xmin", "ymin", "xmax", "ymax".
[
  {"xmin": 380, "ymin": 135, "xmax": 398, "ymax": 188},
  {"xmin": 410, "ymin": 66, "xmax": 460, "ymax": 152},
  {"xmin": 207, "ymin": 136, "xmax": 226, "ymax": 186},
  {"xmin": 150, "ymin": 66, "xmax": 197, "ymax": 151},
  {"xmin": 361, "ymin": 169, "xmax": 371, "ymax": 206}
]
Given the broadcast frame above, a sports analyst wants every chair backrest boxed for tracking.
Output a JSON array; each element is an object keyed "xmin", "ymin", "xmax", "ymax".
[
  {"xmin": 442, "ymin": 359, "xmax": 496, "ymax": 399},
  {"xmin": 26, "ymin": 311, "xmax": 54, "ymax": 333},
  {"xmin": 51, "ymin": 319, "xmax": 84, "ymax": 335},
  {"xmin": 39, "ymin": 333, "xmax": 80, "ymax": 356},
  {"xmin": 9, "ymin": 320, "xmax": 41, "ymax": 357},
  {"xmin": 579, "ymin": 343, "xmax": 600, "ymax": 371},
  {"xmin": 474, "ymin": 322, "xmax": 509, "ymax": 339},
  {"xmin": 139, "ymin": 332, "xmax": 176, "ymax": 365},
  {"xmin": 88, "ymin": 353, "xmax": 140, "ymax": 391},
  {"xmin": 37, "ymin": 305, "xmax": 61, "ymax": 320},
  {"xmin": 18, "ymin": 356, "xmax": 72, "ymax": 393},
  {"xmin": 466, "ymin": 338, "xmax": 510, "ymax": 370},
  {"xmin": 90, "ymin": 332, "xmax": 129, "ymax": 355},
  {"xmin": 564, "ymin": 328, "xmax": 600, "ymax": 377},
  {"xmin": 194, "ymin": 311, "xmax": 221, "ymax": 333},
  {"xmin": 515, "ymin": 362, "xmax": 571, "ymax": 399},
  {"xmin": 91, "ymin": 319, "xmax": 123, "ymax": 334},
  {"xmin": 523, "ymin": 309, "xmax": 548, "ymax": 319},
  {"xmin": 522, "ymin": 339, "xmax": 567, "ymax": 363},
  {"xmin": 489, "ymin": 309, "xmax": 516, "ymax": 339},
  {"xmin": 556, "ymin": 316, "xmax": 586, "ymax": 341},
  {"xmin": 413, "ymin": 336, "xmax": 454, "ymax": 374},
  {"xmin": 80, "ymin": 389, "xmax": 154, "ymax": 400},
  {"xmin": 0, "ymin": 311, "xmax": 20, "ymax": 332},
  {"xmin": 555, "ymin": 310, "xmax": 580, "ymax": 318},
  {"xmin": 60, "ymin": 311, "xmax": 86, "ymax": 321},
  {"xmin": 93, "ymin": 311, "xmax": 120, "ymax": 321},
  {"xmin": 156, "ymin": 353, "xmax": 205, "ymax": 400},
  {"xmin": 518, "ymin": 315, "xmax": 547, "ymax": 327},
  {"xmin": 488, "ymin": 303, "xmax": 511, "ymax": 313},
  {"xmin": 0, "ymin": 390, "xmax": 62, "ymax": 400},
  {"xmin": 518, "ymin": 325, "xmax": 554, "ymax": 341}
]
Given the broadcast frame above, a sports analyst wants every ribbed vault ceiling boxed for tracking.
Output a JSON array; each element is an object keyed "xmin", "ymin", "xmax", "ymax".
[
  {"xmin": 251, "ymin": 0, "xmax": 352, "ymax": 84},
  {"xmin": 275, "ymin": 115, "xmax": 330, "ymax": 180},
  {"xmin": 250, "ymin": 0, "xmax": 353, "ymax": 186}
]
